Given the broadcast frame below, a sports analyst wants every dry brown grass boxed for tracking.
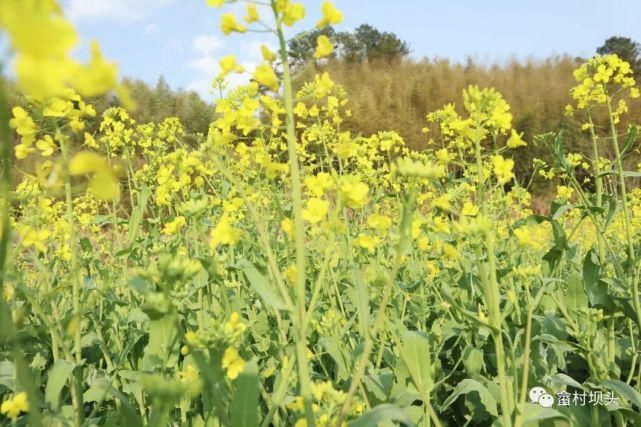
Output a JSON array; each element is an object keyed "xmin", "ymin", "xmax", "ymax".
[{"xmin": 294, "ymin": 56, "xmax": 641, "ymax": 201}]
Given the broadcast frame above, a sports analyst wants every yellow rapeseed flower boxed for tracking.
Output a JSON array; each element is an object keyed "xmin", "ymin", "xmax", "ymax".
[
  {"xmin": 461, "ymin": 201, "xmax": 479, "ymax": 217},
  {"xmin": 357, "ymin": 233, "xmax": 380, "ymax": 253},
  {"xmin": 340, "ymin": 177, "xmax": 369, "ymax": 209},
  {"xmin": 253, "ymin": 63, "xmax": 279, "ymax": 91},
  {"xmin": 313, "ymin": 35, "xmax": 333, "ymax": 59},
  {"xmin": 367, "ymin": 213, "xmax": 392, "ymax": 231},
  {"xmin": 282, "ymin": 2, "xmax": 305, "ymax": 27},
  {"xmin": 302, "ymin": 197, "xmax": 329, "ymax": 224},
  {"xmin": 304, "ymin": 172, "xmax": 333, "ymax": 197},
  {"xmin": 222, "ymin": 347, "xmax": 245, "ymax": 380},
  {"xmin": 244, "ymin": 3, "xmax": 260, "ymax": 23},
  {"xmin": 69, "ymin": 152, "xmax": 120, "ymax": 200},
  {"xmin": 162, "ymin": 216, "xmax": 186, "ymax": 235},
  {"xmin": 506, "ymin": 129, "xmax": 527, "ymax": 148},
  {"xmin": 209, "ymin": 215, "xmax": 241, "ymax": 248},
  {"xmin": 220, "ymin": 13, "xmax": 246, "ymax": 35},
  {"xmin": 261, "ymin": 45, "xmax": 277, "ymax": 63},
  {"xmin": 491, "ymin": 155, "xmax": 515, "ymax": 184},
  {"xmin": 284, "ymin": 264, "xmax": 298, "ymax": 284},
  {"xmin": 556, "ymin": 185, "xmax": 574, "ymax": 202},
  {"xmin": 219, "ymin": 55, "xmax": 244, "ymax": 77},
  {"xmin": 0, "ymin": 391, "xmax": 28, "ymax": 420},
  {"xmin": 9, "ymin": 107, "xmax": 37, "ymax": 137},
  {"xmin": 36, "ymin": 135, "xmax": 56, "ymax": 156},
  {"xmin": 281, "ymin": 218, "xmax": 295, "ymax": 240},
  {"xmin": 224, "ymin": 312, "xmax": 247, "ymax": 336},
  {"xmin": 317, "ymin": 1, "xmax": 343, "ymax": 28}
]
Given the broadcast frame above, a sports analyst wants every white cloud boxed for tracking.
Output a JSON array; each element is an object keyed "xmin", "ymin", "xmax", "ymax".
[
  {"xmin": 185, "ymin": 34, "xmax": 225, "ymax": 99},
  {"xmin": 192, "ymin": 35, "xmax": 225, "ymax": 56},
  {"xmin": 67, "ymin": 0, "xmax": 173, "ymax": 24},
  {"xmin": 186, "ymin": 79, "xmax": 215, "ymax": 99},
  {"xmin": 242, "ymin": 40, "xmax": 278, "ymax": 64},
  {"xmin": 184, "ymin": 35, "xmax": 273, "ymax": 99},
  {"xmin": 187, "ymin": 56, "xmax": 219, "ymax": 75}
]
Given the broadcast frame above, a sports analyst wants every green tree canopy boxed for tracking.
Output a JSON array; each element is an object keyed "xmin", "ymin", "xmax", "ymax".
[{"xmin": 288, "ymin": 24, "xmax": 410, "ymax": 70}]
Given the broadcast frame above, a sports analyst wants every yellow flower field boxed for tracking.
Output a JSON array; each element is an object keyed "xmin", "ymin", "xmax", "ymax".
[{"xmin": 1, "ymin": 1, "xmax": 641, "ymax": 426}]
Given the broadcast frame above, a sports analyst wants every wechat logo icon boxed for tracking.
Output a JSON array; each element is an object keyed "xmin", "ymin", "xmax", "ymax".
[{"xmin": 529, "ymin": 386, "xmax": 555, "ymax": 408}]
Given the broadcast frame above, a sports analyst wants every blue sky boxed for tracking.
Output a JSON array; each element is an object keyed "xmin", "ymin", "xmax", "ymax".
[{"xmin": 56, "ymin": 0, "xmax": 641, "ymax": 100}]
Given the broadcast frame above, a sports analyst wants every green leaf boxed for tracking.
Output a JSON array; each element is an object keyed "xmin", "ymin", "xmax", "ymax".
[
  {"xmin": 549, "ymin": 373, "xmax": 587, "ymax": 391},
  {"xmin": 236, "ymin": 260, "xmax": 287, "ymax": 311},
  {"xmin": 127, "ymin": 185, "xmax": 150, "ymax": 245},
  {"xmin": 582, "ymin": 249, "xmax": 614, "ymax": 310},
  {"xmin": 441, "ymin": 378, "xmax": 498, "ymax": 417},
  {"xmin": 321, "ymin": 337, "xmax": 348, "ymax": 381},
  {"xmin": 0, "ymin": 360, "xmax": 15, "ymax": 390},
  {"xmin": 84, "ymin": 378, "xmax": 111, "ymax": 403},
  {"xmin": 622, "ymin": 124, "xmax": 639, "ymax": 155},
  {"xmin": 604, "ymin": 196, "xmax": 618, "ymax": 227},
  {"xmin": 231, "ymin": 360, "xmax": 259, "ymax": 427},
  {"xmin": 363, "ymin": 370, "xmax": 394, "ymax": 402},
  {"xmin": 565, "ymin": 274, "xmax": 588, "ymax": 317},
  {"xmin": 348, "ymin": 403, "xmax": 413, "ymax": 427},
  {"xmin": 462, "ymin": 347, "xmax": 484, "ymax": 377},
  {"xmin": 551, "ymin": 202, "xmax": 574, "ymax": 220},
  {"xmin": 520, "ymin": 403, "xmax": 567, "ymax": 426},
  {"xmin": 45, "ymin": 360, "xmax": 75, "ymax": 409},
  {"xmin": 601, "ymin": 379, "xmax": 641, "ymax": 409},
  {"xmin": 399, "ymin": 331, "xmax": 432, "ymax": 396},
  {"xmin": 142, "ymin": 312, "xmax": 179, "ymax": 370},
  {"xmin": 351, "ymin": 268, "xmax": 370, "ymax": 338}
]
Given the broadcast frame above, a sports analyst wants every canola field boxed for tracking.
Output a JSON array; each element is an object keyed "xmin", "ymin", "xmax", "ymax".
[{"xmin": 1, "ymin": 1, "xmax": 641, "ymax": 426}]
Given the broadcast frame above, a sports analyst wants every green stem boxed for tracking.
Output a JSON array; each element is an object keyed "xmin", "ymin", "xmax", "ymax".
[
  {"xmin": 514, "ymin": 291, "xmax": 533, "ymax": 427},
  {"xmin": 473, "ymin": 136, "xmax": 512, "ymax": 427},
  {"xmin": 588, "ymin": 114, "xmax": 607, "ymax": 264},
  {"xmin": 59, "ymin": 136, "xmax": 85, "ymax": 427},
  {"xmin": 271, "ymin": 2, "xmax": 314, "ymax": 426},
  {"xmin": 607, "ymin": 100, "xmax": 641, "ymax": 333}
]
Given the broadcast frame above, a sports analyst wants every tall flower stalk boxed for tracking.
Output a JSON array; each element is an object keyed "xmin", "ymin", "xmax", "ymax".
[{"xmin": 270, "ymin": 1, "xmax": 315, "ymax": 425}]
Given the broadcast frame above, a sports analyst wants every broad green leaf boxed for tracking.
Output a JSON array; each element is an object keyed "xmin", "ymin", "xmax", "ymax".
[
  {"xmin": 45, "ymin": 360, "xmax": 75, "ymax": 409},
  {"xmin": 231, "ymin": 360, "xmax": 259, "ymax": 427},
  {"xmin": 549, "ymin": 373, "xmax": 587, "ymax": 391},
  {"xmin": 127, "ymin": 185, "xmax": 150, "ymax": 245},
  {"xmin": 565, "ymin": 274, "xmax": 587, "ymax": 317},
  {"xmin": 602, "ymin": 379, "xmax": 641, "ymax": 409},
  {"xmin": 84, "ymin": 378, "xmax": 111, "ymax": 403},
  {"xmin": 321, "ymin": 337, "xmax": 348, "ymax": 381},
  {"xmin": 441, "ymin": 378, "xmax": 498, "ymax": 417},
  {"xmin": 363, "ymin": 370, "xmax": 394, "ymax": 402},
  {"xmin": 582, "ymin": 249, "xmax": 615, "ymax": 310},
  {"xmin": 236, "ymin": 260, "xmax": 287, "ymax": 311},
  {"xmin": 0, "ymin": 360, "xmax": 15, "ymax": 390},
  {"xmin": 348, "ymin": 403, "xmax": 413, "ymax": 427},
  {"xmin": 521, "ymin": 403, "xmax": 567, "ymax": 426},
  {"xmin": 462, "ymin": 347, "xmax": 483, "ymax": 377},
  {"xmin": 399, "ymin": 331, "xmax": 432, "ymax": 396},
  {"xmin": 142, "ymin": 312, "xmax": 179, "ymax": 370},
  {"xmin": 551, "ymin": 202, "xmax": 574, "ymax": 220},
  {"xmin": 351, "ymin": 268, "xmax": 370, "ymax": 338}
]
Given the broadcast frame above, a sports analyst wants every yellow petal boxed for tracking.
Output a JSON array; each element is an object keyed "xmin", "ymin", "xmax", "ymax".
[
  {"xmin": 89, "ymin": 170, "xmax": 120, "ymax": 201},
  {"xmin": 69, "ymin": 152, "xmax": 107, "ymax": 175}
]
